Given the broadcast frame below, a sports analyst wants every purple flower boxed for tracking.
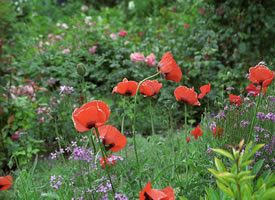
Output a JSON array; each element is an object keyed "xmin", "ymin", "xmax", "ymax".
[
  {"xmin": 240, "ymin": 121, "xmax": 250, "ymax": 127},
  {"xmin": 50, "ymin": 175, "xmax": 63, "ymax": 189},
  {"xmin": 254, "ymin": 126, "xmax": 264, "ymax": 133},
  {"xmin": 255, "ymin": 151, "xmax": 261, "ymax": 157},
  {"xmin": 60, "ymin": 85, "xmax": 74, "ymax": 95},
  {"xmin": 115, "ymin": 193, "xmax": 128, "ymax": 200}
]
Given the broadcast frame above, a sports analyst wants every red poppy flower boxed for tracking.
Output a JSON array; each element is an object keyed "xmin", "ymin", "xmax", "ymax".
[
  {"xmin": 139, "ymin": 180, "xmax": 175, "ymax": 200},
  {"xmin": 249, "ymin": 65, "xmax": 274, "ymax": 87},
  {"xmin": 213, "ymin": 127, "xmax": 224, "ymax": 138},
  {"xmin": 95, "ymin": 125, "xmax": 127, "ymax": 152},
  {"xmin": 72, "ymin": 101, "xmax": 110, "ymax": 132},
  {"xmin": 198, "ymin": 83, "xmax": 211, "ymax": 99},
  {"xmin": 174, "ymin": 86, "xmax": 200, "ymax": 106},
  {"xmin": 112, "ymin": 78, "xmax": 138, "ymax": 96},
  {"xmin": 246, "ymin": 84, "xmax": 260, "ymax": 96},
  {"xmin": 139, "ymin": 80, "xmax": 162, "ymax": 97},
  {"xmin": 100, "ymin": 155, "xmax": 116, "ymax": 168},
  {"xmin": 229, "ymin": 94, "xmax": 243, "ymax": 105},
  {"xmin": 186, "ymin": 136, "xmax": 190, "ymax": 143},
  {"xmin": 0, "ymin": 175, "xmax": 13, "ymax": 191},
  {"xmin": 157, "ymin": 52, "xmax": 182, "ymax": 83},
  {"xmin": 246, "ymin": 83, "xmax": 267, "ymax": 96},
  {"xmin": 190, "ymin": 125, "xmax": 202, "ymax": 139}
]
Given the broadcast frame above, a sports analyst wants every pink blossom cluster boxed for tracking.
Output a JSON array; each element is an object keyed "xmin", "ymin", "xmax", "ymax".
[
  {"xmin": 130, "ymin": 52, "xmax": 156, "ymax": 66},
  {"xmin": 9, "ymin": 84, "xmax": 36, "ymax": 101}
]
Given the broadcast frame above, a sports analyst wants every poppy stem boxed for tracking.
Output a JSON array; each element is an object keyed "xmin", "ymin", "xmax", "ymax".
[
  {"xmin": 54, "ymin": 118, "xmax": 65, "ymax": 163},
  {"xmin": 248, "ymin": 86, "xmax": 262, "ymax": 142},
  {"xmin": 88, "ymin": 131, "xmax": 97, "ymax": 154},
  {"xmin": 121, "ymin": 96, "xmax": 127, "ymax": 159},
  {"xmin": 81, "ymin": 76, "xmax": 87, "ymax": 103},
  {"xmin": 149, "ymin": 99, "xmax": 155, "ymax": 136},
  {"xmin": 184, "ymin": 103, "xmax": 188, "ymax": 135},
  {"xmin": 132, "ymin": 71, "xmax": 161, "ymax": 189},
  {"xmin": 94, "ymin": 127, "xmax": 116, "ymax": 195}
]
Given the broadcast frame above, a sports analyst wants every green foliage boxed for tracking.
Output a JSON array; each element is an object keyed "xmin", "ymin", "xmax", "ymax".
[
  {"xmin": 204, "ymin": 140, "xmax": 274, "ymax": 200},
  {"xmin": 0, "ymin": 0, "xmax": 16, "ymax": 41}
]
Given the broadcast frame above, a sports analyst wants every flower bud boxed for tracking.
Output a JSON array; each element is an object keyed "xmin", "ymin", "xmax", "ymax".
[{"xmin": 76, "ymin": 63, "xmax": 86, "ymax": 76}]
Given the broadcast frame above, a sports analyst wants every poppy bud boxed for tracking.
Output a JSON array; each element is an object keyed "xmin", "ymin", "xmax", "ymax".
[
  {"xmin": 76, "ymin": 63, "xmax": 86, "ymax": 76},
  {"xmin": 11, "ymin": 133, "xmax": 20, "ymax": 141}
]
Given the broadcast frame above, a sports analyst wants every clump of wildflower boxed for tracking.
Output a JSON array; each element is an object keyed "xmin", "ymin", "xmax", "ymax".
[
  {"xmin": 50, "ymin": 175, "xmax": 63, "ymax": 189},
  {"xmin": 115, "ymin": 193, "xmax": 128, "ymax": 200},
  {"xmin": 59, "ymin": 85, "xmax": 74, "ymax": 95},
  {"xmin": 240, "ymin": 121, "xmax": 250, "ymax": 127}
]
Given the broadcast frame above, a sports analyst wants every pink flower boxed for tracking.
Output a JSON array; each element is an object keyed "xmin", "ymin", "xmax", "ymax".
[
  {"xmin": 62, "ymin": 23, "xmax": 69, "ymax": 29},
  {"xmin": 81, "ymin": 6, "xmax": 88, "ymax": 11},
  {"xmin": 171, "ymin": 8, "xmax": 176, "ymax": 13},
  {"xmin": 119, "ymin": 30, "xmax": 127, "ymax": 37},
  {"xmin": 48, "ymin": 34, "xmax": 54, "ymax": 38},
  {"xmin": 145, "ymin": 53, "xmax": 156, "ymax": 67},
  {"xmin": 200, "ymin": 9, "xmax": 205, "ymax": 15},
  {"xmin": 62, "ymin": 49, "xmax": 70, "ymax": 54},
  {"xmin": 89, "ymin": 45, "xmax": 97, "ymax": 54},
  {"xmin": 55, "ymin": 35, "xmax": 63, "ymax": 40},
  {"xmin": 106, "ymin": 31, "xmax": 110, "ymax": 35},
  {"xmin": 139, "ymin": 32, "xmax": 143, "ymax": 37},
  {"xmin": 2, "ymin": 94, "xmax": 7, "ymax": 98},
  {"xmin": 184, "ymin": 24, "xmax": 189, "ymax": 29},
  {"xmin": 56, "ymin": 23, "xmax": 61, "ymax": 27},
  {"xmin": 39, "ymin": 41, "xmax": 43, "ymax": 47},
  {"xmin": 130, "ymin": 52, "xmax": 145, "ymax": 64},
  {"xmin": 110, "ymin": 33, "xmax": 119, "ymax": 40}
]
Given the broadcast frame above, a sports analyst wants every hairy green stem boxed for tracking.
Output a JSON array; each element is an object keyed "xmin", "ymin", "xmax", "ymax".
[
  {"xmin": 121, "ymin": 97, "xmax": 127, "ymax": 159},
  {"xmin": 132, "ymin": 71, "xmax": 161, "ymax": 189},
  {"xmin": 248, "ymin": 86, "xmax": 262, "ymax": 142},
  {"xmin": 149, "ymin": 99, "xmax": 155, "ymax": 136},
  {"xmin": 94, "ymin": 127, "xmax": 116, "ymax": 195}
]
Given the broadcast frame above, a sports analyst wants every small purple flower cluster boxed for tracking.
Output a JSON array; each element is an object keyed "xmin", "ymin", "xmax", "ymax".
[
  {"xmin": 37, "ymin": 106, "xmax": 51, "ymax": 124},
  {"xmin": 60, "ymin": 85, "xmax": 74, "ymax": 95},
  {"xmin": 257, "ymin": 112, "xmax": 275, "ymax": 122},
  {"xmin": 240, "ymin": 121, "xmax": 250, "ymax": 127},
  {"xmin": 50, "ymin": 175, "xmax": 63, "ymax": 189}
]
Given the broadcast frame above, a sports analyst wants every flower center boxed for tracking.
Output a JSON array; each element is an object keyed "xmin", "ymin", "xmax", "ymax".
[
  {"xmin": 125, "ymin": 90, "xmax": 132, "ymax": 96},
  {"xmin": 86, "ymin": 121, "xmax": 96, "ymax": 129},
  {"xmin": 144, "ymin": 193, "xmax": 153, "ymax": 200}
]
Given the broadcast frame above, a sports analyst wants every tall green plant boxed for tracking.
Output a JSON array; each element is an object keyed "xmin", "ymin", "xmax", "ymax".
[{"xmin": 204, "ymin": 140, "xmax": 274, "ymax": 200}]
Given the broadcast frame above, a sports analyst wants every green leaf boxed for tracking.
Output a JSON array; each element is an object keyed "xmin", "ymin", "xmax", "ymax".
[
  {"xmin": 212, "ymin": 149, "xmax": 234, "ymax": 161},
  {"xmin": 252, "ymin": 159, "xmax": 264, "ymax": 176},
  {"xmin": 262, "ymin": 187, "xmax": 275, "ymax": 200},
  {"xmin": 240, "ymin": 160, "xmax": 252, "ymax": 168},
  {"xmin": 247, "ymin": 144, "xmax": 265, "ymax": 160},
  {"xmin": 214, "ymin": 157, "xmax": 226, "ymax": 172},
  {"xmin": 216, "ymin": 180, "xmax": 235, "ymax": 198}
]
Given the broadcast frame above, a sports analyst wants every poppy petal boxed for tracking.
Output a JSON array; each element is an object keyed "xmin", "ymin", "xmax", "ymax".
[
  {"xmin": 0, "ymin": 175, "xmax": 13, "ymax": 191},
  {"xmin": 158, "ymin": 52, "xmax": 182, "ymax": 82},
  {"xmin": 249, "ymin": 65, "xmax": 274, "ymax": 87},
  {"xmin": 139, "ymin": 180, "xmax": 152, "ymax": 200},
  {"xmin": 96, "ymin": 125, "xmax": 127, "ymax": 152},
  {"xmin": 174, "ymin": 86, "xmax": 200, "ymax": 106},
  {"xmin": 161, "ymin": 187, "xmax": 175, "ymax": 200}
]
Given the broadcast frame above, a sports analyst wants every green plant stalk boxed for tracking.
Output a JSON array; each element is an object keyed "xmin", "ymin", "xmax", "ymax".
[
  {"xmin": 184, "ymin": 103, "xmax": 188, "ymax": 175},
  {"xmin": 149, "ymin": 99, "xmax": 155, "ymax": 136},
  {"xmin": 132, "ymin": 71, "xmax": 161, "ymax": 189},
  {"xmin": 81, "ymin": 76, "xmax": 97, "ymax": 153},
  {"xmin": 54, "ymin": 118, "xmax": 65, "ymax": 163},
  {"xmin": 94, "ymin": 127, "xmax": 116, "ymax": 195},
  {"xmin": 82, "ymin": 76, "xmax": 87, "ymax": 103},
  {"xmin": 121, "ymin": 96, "xmax": 127, "ymax": 159},
  {"xmin": 88, "ymin": 131, "xmax": 97, "ymax": 154},
  {"xmin": 248, "ymin": 86, "xmax": 262, "ymax": 142}
]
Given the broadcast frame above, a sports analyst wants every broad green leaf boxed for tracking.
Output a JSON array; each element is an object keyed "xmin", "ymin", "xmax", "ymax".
[
  {"xmin": 237, "ymin": 171, "xmax": 251, "ymax": 179},
  {"xmin": 240, "ymin": 175, "xmax": 255, "ymax": 183},
  {"xmin": 243, "ymin": 141, "xmax": 253, "ymax": 160},
  {"xmin": 216, "ymin": 180, "xmax": 235, "ymax": 198},
  {"xmin": 212, "ymin": 149, "xmax": 234, "ymax": 161},
  {"xmin": 240, "ymin": 160, "xmax": 252, "ymax": 168},
  {"xmin": 262, "ymin": 187, "xmax": 275, "ymax": 200},
  {"xmin": 214, "ymin": 157, "xmax": 226, "ymax": 172},
  {"xmin": 252, "ymin": 159, "xmax": 264, "ymax": 176},
  {"xmin": 247, "ymin": 144, "xmax": 265, "ymax": 159}
]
